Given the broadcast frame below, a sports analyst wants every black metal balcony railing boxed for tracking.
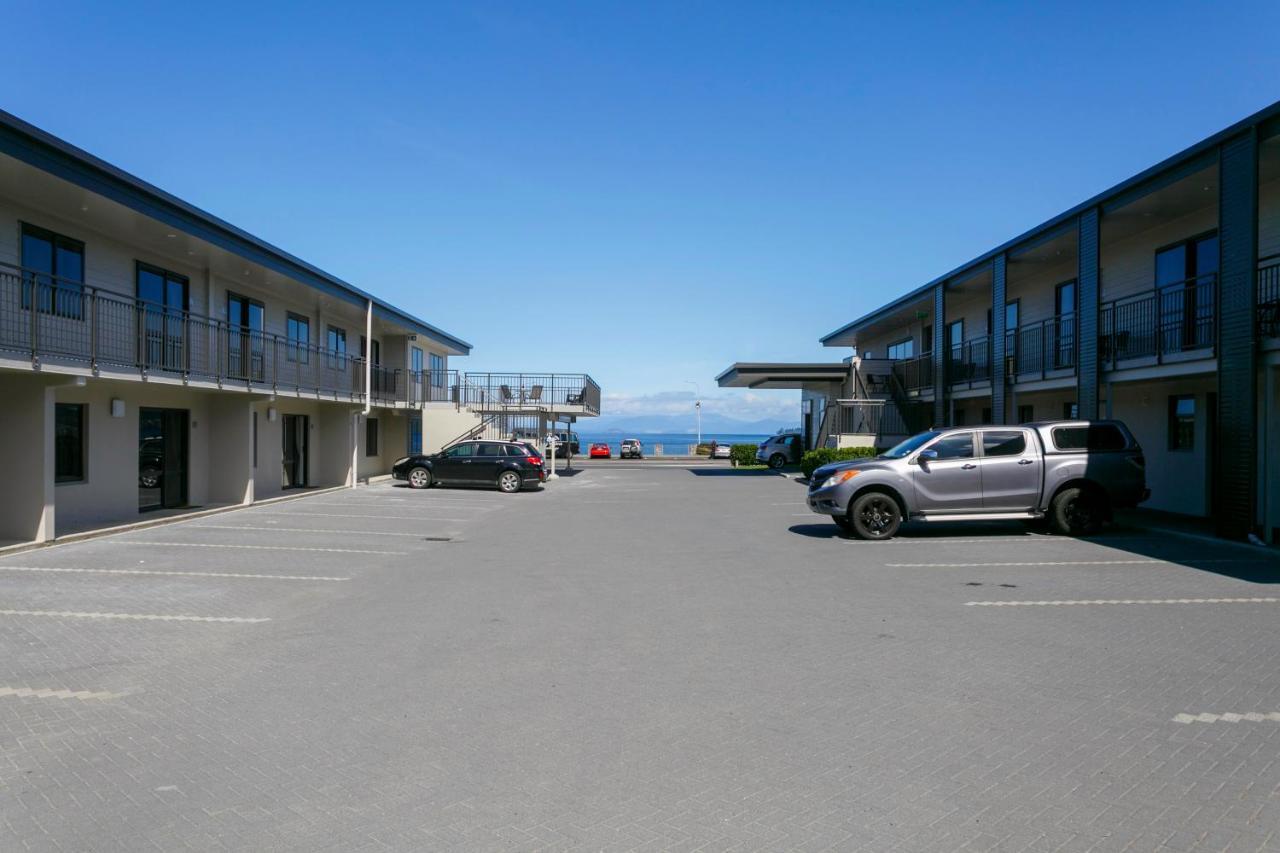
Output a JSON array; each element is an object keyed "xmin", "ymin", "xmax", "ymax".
[
  {"xmin": 1259, "ymin": 256, "xmax": 1280, "ymax": 338},
  {"xmin": 1005, "ymin": 314, "xmax": 1077, "ymax": 380},
  {"xmin": 459, "ymin": 372, "xmax": 602, "ymax": 415},
  {"xmin": 948, "ymin": 336, "xmax": 991, "ymax": 387},
  {"xmin": 891, "ymin": 353, "xmax": 934, "ymax": 393},
  {"xmin": 0, "ymin": 263, "xmax": 383, "ymax": 403},
  {"xmin": 1099, "ymin": 273, "xmax": 1216, "ymax": 365},
  {"xmin": 824, "ymin": 400, "xmax": 910, "ymax": 438}
]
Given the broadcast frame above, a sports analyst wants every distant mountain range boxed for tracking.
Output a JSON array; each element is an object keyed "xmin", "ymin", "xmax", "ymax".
[{"xmin": 579, "ymin": 413, "xmax": 799, "ymax": 435}]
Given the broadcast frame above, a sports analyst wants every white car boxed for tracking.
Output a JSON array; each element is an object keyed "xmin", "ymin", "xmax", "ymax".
[
  {"xmin": 620, "ymin": 438, "xmax": 643, "ymax": 459},
  {"xmin": 710, "ymin": 443, "xmax": 731, "ymax": 459}
]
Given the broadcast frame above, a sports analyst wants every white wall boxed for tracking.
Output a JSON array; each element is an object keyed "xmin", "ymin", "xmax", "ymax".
[
  {"xmin": 0, "ymin": 373, "xmax": 55, "ymax": 543},
  {"xmin": 1101, "ymin": 204, "xmax": 1217, "ymax": 303},
  {"xmin": 420, "ymin": 406, "xmax": 485, "ymax": 455}
]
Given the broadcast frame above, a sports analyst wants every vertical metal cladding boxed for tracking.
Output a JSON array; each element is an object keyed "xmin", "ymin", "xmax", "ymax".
[
  {"xmin": 933, "ymin": 283, "xmax": 946, "ymax": 427},
  {"xmin": 1077, "ymin": 208, "xmax": 1101, "ymax": 419},
  {"xmin": 1215, "ymin": 131, "xmax": 1259, "ymax": 538},
  {"xmin": 991, "ymin": 254, "xmax": 1007, "ymax": 424}
]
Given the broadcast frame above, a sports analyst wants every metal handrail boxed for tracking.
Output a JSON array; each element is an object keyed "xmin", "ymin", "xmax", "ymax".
[
  {"xmin": 1258, "ymin": 258, "xmax": 1280, "ymax": 338},
  {"xmin": 1003, "ymin": 315, "xmax": 1077, "ymax": 381},
  {"xmin": 1099, "ymin": 273, "xmax": 1216, "ymax": 366},
  {"xmin": 460, "ymin": 372, "xmax": 601, "ymax": 414}
]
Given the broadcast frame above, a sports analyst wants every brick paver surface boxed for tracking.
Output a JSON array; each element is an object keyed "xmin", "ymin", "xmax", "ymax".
[{"xmin": 0, "ymin": 464, "xmax": 1277, "ymax": 851}]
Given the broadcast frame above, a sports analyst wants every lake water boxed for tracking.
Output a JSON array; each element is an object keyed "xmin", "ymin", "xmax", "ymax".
[{"xmin": 572, "ymin": 433, "xmax": 771, "ymax": 456}]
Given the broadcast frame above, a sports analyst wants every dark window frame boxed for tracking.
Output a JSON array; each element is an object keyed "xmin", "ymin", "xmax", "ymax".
[
  {"xmin": 981, "ymin": 429, "xmax": 1027, "ymax": 458},
  {"xmin": 286, "ymin": 313, "xmax": 311, "ymax": 364},
  {"xmin": 21, "ymin": 222, "xmax": 86, "ymax": 319},
  {"xmin": 55, "ymin": 402, "xmax": 87, "ymax": 484},
  {"xmin": 365, "ymin": 416, "xmax": 379, "ymax": 457},
  {"xmin": 327, "ymin": 325, "xmax": 347, "ymax": 369},
  {"xmin": 1154, "ymin": 231, "xmax": 1218, "ymax": 352},
  {"xmin": 886, "ymin": 337, "xmax": 914, "ymax": 361}
]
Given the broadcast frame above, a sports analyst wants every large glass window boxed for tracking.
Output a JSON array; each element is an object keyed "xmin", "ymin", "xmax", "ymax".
[
  {"xmin": 227, "ymin": 293, "xmax": 265, "ymax": 380},
  {"xmin": 886, "ymin": 338, "xmax": 914, "ymax": 361},
  {"xmin": 55, "ymin": 403, "xmax": 86, "ymax": 483},
  {"xmin": 22, "ymin": 223, "xmax": 85, "ymax": 318},
  {"xmin": 1168, "ymin": 395, "xmax": 1195, "ymax": 451},
  {"xmin": 1156, "ymin": 233, "xmax": 1217, "ymax": 351},
  {"xmin": 286, "ymin": 314, "xmax": 310, "ymax": 363},
  {"xmin": 136, "ymin": 263, "xmax": 188, "ymax": 370},
  {"xmin": 430, "ymin": 352, "xmax": 446, "ymax": 395},
  {"xmin": 327, "ymin": 326, "xmax": 347, "ymax": 369},
  {"xmin": 1054, "ymin": 281, "xmax": 1076, "ymax": 368}
]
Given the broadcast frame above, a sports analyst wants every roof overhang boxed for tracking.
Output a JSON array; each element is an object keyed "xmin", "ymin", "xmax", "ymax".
[
  {"xmin": 0, "ymin": 109, "xmax": 472, "ymax": 355},
  {"xmin": 716, "ymin": 362, "xmax": 848, "ymax": 389}
]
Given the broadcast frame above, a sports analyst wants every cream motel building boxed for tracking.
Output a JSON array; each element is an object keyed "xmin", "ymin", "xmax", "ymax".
[
  {"xmin": 720, "ymin": 99, "xmax": 1280, "ymax": 541},
  {"xmin": 0, "ymin": 110, "xmax": 490, "ymax": 547}
]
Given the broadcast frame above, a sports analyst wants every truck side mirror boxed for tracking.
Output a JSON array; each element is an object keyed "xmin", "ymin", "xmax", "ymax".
[{"xmin": 913, "ymin": 449, "xmax": 938, "ymax": 466}]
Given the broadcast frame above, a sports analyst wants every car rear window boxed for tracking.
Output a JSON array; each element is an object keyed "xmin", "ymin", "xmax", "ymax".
[
  {"xmin": 504, "ymin": 445, "xmax": 529, "ymax": 457},
  {"xmin": 1051, "ymin": 425, "xmax": 1128, "ymax": 451},
  {"xmin": 982, "ymin": 430, "xmax": 1026, "ymax": 457}
]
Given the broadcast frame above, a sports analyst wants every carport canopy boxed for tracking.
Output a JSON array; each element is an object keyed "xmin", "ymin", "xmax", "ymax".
[{"xmin": 715, "ymin": 362, "xmax": 849, "ymax": 389}]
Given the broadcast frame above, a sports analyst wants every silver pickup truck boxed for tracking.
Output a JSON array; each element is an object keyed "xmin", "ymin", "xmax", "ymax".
[{"xmin": 807, "ymin": 420, "xmax": 1149, "ymax": 540}]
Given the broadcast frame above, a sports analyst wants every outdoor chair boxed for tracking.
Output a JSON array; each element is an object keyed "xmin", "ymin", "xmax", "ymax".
[
  {"xmin": 500, "ymin": 384, "xmax": 515, "ymax": 403},
  {"xmin": 566, "ymin": 388, "xmax": 586, "ymax": 405},
  {"xmin": 527, "ymin": 384, "xmax": 543, "ymax": 403}
]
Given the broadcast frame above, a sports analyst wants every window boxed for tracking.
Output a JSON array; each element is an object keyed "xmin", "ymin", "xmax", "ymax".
[
  {"xmin": 504, "ymin": 444, "xmax": 530, "ymax": 457},
  {"xmin": 1054, "ymin": 281, "xmax": 1077, "ymax": 368},
  {"xmin": 445, "ymin": 442, "xmax": 475, "ymax": 458},
  {"xmin": 862, "ymin": 350, "xmax": 872, "ymax": 360},
  {"xmin": 887, "ymin": 338, "xmax": 914, "ymax": 361},
  {"xmin": 922, "ymin": 325, "xmax": 933, "ymax": 354},
  {"xmin": 227, "ymin": 293, "xmax": 265, "ymax": 380},
  {"xmin": 55, "ymin": 403, "xmax": 86, "ymax": 483},
  {"xmin": 408, "ymin": 416, "xmax": 422, "ymax": 455},
  {"xmin": 929, "ymin": 432, "xmax": 974, "ymax": 460},
  {"xmin": 430, "ymin": 352, "xmax": 445, "ymax": 393},
  {"xmin": 982, "ymin": 430, "xmax": 1026, "ymax": 457},
  {"xmin": 1051, "ymin": 424, "xmax": 1128, "ymax": 451},
  {"xmin": 22, "ymin": 223, "xmax": 85, "ymax": 318},
  {"xmin": 286, "ymin": 314, "xmax": 310, "ymax": 363},
  {"xmin": 476, "ymin": 443, "xmax": 502, "ymax": 457},
  {"xmin": 411, "ymin": 346, "xmax": 424, "ymax": 374},
  {"xmin": 365, "ymin": 417, "xmax": 379, "ymax": 456},
  {"xmin": 1063, "ymin": 402, "xmax": 1079, "ymax": 420},
  {"xmin": 1156, "ymin": 233, "xmax": 1218, "ymax": 351},
  {"xmin": 947, "ymin": 320, "xmax": 964, "ymax": 348},
  {"xmin": 1017, "ymin": 404, "xmax": 1034, "ymax": 424},
  {"xmin": 1168, "ymin": 395, "xmax": 1195, "ymax": 451},
  {"xmin": 327, "ymin": 326, "xmax": 347, "ymax": 368},
  {"xmin": 1005, "ymin": 300, "xmax": 1019, "ymax": 331}
]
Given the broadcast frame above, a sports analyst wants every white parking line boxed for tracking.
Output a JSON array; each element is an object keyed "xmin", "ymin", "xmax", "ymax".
[
  {"xmin": 0, "ymin": 608, "xmax": 269, "ymax": 623},
  {"xmin": 103, "ymin": 541, "xmax": 404, "ymax": 555},
  {"xmin": 966, "ymin": 597, "xmax": 1280, "ymax": 607},
  {"xmin": 0, "ymin": 566, "xmax": 349, "ymax": 581},
  {"xmin": 887, "ymin": 559, "xmax": 1245, "ymax": 568},
  {"xmin": 0, "ymin": 686, "xmax": 128, "ymax": 701},
  {"xmin": 247, "ymin": 511, "xmax": 473, "ymax": 522},
  {"xmin": 1172, "ymin": 711, "xmax": 1280, "ymax": 724},
  {"xmin": 193, "ymin": 525, "xmax": 449, "ymax": 539}
]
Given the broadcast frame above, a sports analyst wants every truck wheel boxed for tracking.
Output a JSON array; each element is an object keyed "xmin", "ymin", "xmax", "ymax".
[
  {"xmin": 1049, "ymin": 487, "xmax": 1103, "ymax": 536},
  {"xmin": 849, "ymin": 492, "xmax": 901, "ymax": 540}
]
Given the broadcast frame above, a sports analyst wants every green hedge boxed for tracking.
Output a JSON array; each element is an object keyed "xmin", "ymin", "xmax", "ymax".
[
  {"xmin": 800, "ymin": 446, "xmax": 876, "ymax": 478},
  {"xmin": 729, "ymin": 443, "xmax": 757, "ymax": 466}
]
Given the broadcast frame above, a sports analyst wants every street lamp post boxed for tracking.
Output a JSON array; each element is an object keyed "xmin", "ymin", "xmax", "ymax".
[{"xmin": 685, "ymin": 380, "xmax": 702, "ymax": 449}]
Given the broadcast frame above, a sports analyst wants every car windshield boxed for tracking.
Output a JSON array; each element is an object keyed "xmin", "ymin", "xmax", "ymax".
[{"xmin": 881, "ymin": 430, "xmax": 942, "ymax": 459}]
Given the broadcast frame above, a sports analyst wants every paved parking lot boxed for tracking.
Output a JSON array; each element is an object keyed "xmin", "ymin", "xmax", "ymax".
[{"xmin": 1, "ymin": 465, "xmax": 1278, "ymax": 851}]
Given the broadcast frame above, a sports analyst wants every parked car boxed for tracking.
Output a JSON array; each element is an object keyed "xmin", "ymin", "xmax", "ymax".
[
  {"xmin": 553, "ymin": 431, "xmax": 581, "ymax": 457},
  {"xmin": 756, "ymin": 433, "xmax": 804, "ymax": 469},
  {"xmin": 806, "ymin": 420, "xmax": 1148, "ymax": 540},
  {"xmin": 392, "ymin": 440, "xmax": 545, "ymax": 493},
  {"xmin": 620, "ymin": 438, "xmax": 643, "ymax": 459},
  {"xmin": 588, "ymin": 442, "xmax": 612, "ymax": 459},
  {"xmin": 709, "ymin": 442, "xmax": 731, "ymax": 459}
]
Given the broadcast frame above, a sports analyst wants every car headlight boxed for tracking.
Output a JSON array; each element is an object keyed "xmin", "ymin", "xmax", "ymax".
[{"xmin": 820, "ymin": 470, "xmax": 859, "ymax": 490}]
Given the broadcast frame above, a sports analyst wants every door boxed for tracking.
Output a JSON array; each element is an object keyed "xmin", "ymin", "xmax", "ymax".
[
  {"xmin": 978, "ymin": 428, "xmax": 1041, "ymax": 511},
  {"xmin": 911, "ymin": 431, "xmax": 982, "ymax": 512},
  {"xmin": 228, "ymin": 293, "xmax": 265, "ymax": 380},
  {"xmin": 137, "ymin": 264, "xmax": 189, "ymax": 372},
  {"xmin": 139, "ymin": 407, "xmax": 188, "ymax": 511},
  {"xmin": 1055, "ymin": 281, "xmax": 1076, "ymax": 369},
  {"xmin": 282, "ymin": 414, "xmax": 309, "ymax": 488},
  {"xmin": 472, "ymin": 442, "xmax": 505, "ymax": 484},
  {"xmin": 435, "ymin": 441, "xmax": 476, "ymax": 482}
]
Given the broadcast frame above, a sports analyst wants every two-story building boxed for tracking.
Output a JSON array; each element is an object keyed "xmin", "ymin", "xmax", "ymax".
[
  {"xmin": 0, "ymin": 111, "xmax": 600, "ymax": 547},
  {"xmin": 720, "ymin": 99, "xmax": 1280, "ymax": 541}
]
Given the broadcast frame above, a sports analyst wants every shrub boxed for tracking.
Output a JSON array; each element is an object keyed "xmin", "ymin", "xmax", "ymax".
[
  {"xmin": 729, "ymin": 443, "xmax": 757, "ymax": 466},
  {"xmin": 800, "ymin": 446, "xmax": 876, "ymax": 479}
]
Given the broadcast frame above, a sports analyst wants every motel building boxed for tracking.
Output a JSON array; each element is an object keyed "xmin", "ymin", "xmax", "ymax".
[
  {"xmin": 719, "ymin": 99, "xmax": 1280, "ymax": 542},
  {"xmin": 0, "ymin": 111, "xmax": 600, "ymax": 548}
]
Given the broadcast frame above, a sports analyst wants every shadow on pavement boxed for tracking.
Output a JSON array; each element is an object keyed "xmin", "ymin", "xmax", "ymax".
[{"xmin": 688, "ymin": 468, "xmax": 789, "ymax": 477}]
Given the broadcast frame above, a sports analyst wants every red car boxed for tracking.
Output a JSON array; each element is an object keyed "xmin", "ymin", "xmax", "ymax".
[{"xmin": 588, "ymin": 442, "xmax": 612, "ymax": 459}]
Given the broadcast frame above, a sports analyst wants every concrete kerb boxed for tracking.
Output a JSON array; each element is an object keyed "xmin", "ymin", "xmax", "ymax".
[{"xmin": 0, "ymin": 485, "xmax": 353, "ymax": 558}]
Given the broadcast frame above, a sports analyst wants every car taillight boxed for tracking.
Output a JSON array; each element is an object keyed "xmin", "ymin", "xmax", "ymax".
[{"xmin": 1128, "ymin": 453, "xmax": 1145, "ymax": 470}]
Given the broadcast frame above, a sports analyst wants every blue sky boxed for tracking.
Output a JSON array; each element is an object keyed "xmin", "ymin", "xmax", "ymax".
[{"xmin": 4, "ymin": 1, "xmax": 1279, "ymax": 427}]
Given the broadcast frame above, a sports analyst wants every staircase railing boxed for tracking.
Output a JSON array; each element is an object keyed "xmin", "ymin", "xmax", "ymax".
[{"xmin": 441, "ymin": 414, "xmax": 500, "ymax": 449}]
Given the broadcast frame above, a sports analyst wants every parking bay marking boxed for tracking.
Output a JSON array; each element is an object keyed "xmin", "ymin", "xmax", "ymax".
[
  {"xmin": 0, "ymin": 686, "xmax": 129, "ymax": 701},
  {"xmin": 194, "ymin": 524, "xmax": 450, "ymax": 539},
  {"xmin": 246, "ymin": 510, "xmax": 474, "ymax": 522},
  {"xmin": 1172, "ymin": 711, "xmax": 1280, "ymax": 724},
  {"xmin": 0, "ymin": 608, "xmax": 269, "ymax": 623},
  {"xmin": 102, "ymin": 541, "xmax": 405, "ymax": 555},
  {"xmin": 966, "ymin": 597, "xmax": 1279, "ymax": 607},
  {"xmin": 0, "ymin": 566, "xmax": 350, "ymax": 581},
  {"xmin": 888, "ymin": 559, "xmax": 1246, "ymax": 568}
]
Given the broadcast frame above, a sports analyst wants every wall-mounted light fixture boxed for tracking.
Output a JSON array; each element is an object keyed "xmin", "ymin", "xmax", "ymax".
[
  {"xmin": 110, "ymin": 399, "xmax": 125, "ymax": 418},
  {"xmin": 268, "ymin": 407, "xmax": 278, "ymax": 422}
]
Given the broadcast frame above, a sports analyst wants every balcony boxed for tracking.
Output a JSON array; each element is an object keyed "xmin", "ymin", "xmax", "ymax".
[
  {"xmin": 891, "ymin": 353, "xmax": 934, "ymax": 394},
  {"xmin": 0, "ymin": 262, "xmax": 428, "ymax": 406},
  {"xmin": 1006, "ymin": 315, "xmax": 1077, "ymax": 381},
  {"xmin": 1259, "ymin": 256, "xmax": 1280, "ymax": 338},
  {"xmin": 948, "ymin": 337, "xmax": 992, "ymax": 388},
  {"xmin": 1100, "ymin": 273, "xmax": 1216, "ymax": 367},
  {"xmin": 458, "ymin": 372, "xmax": 601, "ymax": 416}
]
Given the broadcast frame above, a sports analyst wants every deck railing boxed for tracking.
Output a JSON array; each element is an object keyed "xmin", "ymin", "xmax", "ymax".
[
  {"xmin": 1099, "ymin": 273, "xmax": 1216, "ymax": 366},
  {"xmin": 1005, "ymin": 315, "xmax": 1077, "ymax": 380},
  {"xmin": 891, "ymin": 353, "xmax": 934, "ymax": 393},
  {"xmin": 0, "ymin": 262, "xmax": 371, "ymax": 401},
  {"xmin": 460, "ymin": 372, "xmax": 601, "ymax": 415},
  {"xmin": 824, "ymin": 399, "xmax": 910, "ymax": 438},
  {"xmin": 1258, "ymin": 256, "xmax": 1280, "ymax": 338},
  {"xmin": 948, "ymin": 336, "xmax": 991, "ymax": 387}
]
